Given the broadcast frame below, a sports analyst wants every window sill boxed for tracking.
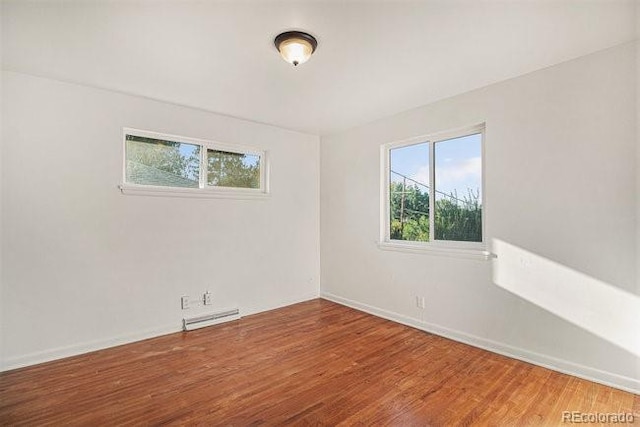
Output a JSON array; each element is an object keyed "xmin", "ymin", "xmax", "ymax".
[
  {"xmin": 118, "ymin": 184, "xmax": 270, "ymax": 200},
  {"xmin": 377, "ymin": 241, "xmax": 494, "ymax": 260}
]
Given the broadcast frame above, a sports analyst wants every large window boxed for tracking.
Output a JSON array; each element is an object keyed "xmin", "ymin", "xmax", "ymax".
[
  {"xmin": 382, "ymin": 125, "xmax": 484, "ymax": 251},
  {"xmin": 121, "ymin": 129, "xmax": 267, "ymax": 196}
]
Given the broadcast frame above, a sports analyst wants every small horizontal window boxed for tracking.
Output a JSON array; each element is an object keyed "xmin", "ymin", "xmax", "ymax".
[{"xmin": 121, "ymin": 129, "xmax": 267, "ymax": 197}]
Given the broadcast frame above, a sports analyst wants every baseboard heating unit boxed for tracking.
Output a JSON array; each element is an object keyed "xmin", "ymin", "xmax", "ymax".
[{"xmin": 183, "ymin": 308, "xmax": 241, "ymax": 331}]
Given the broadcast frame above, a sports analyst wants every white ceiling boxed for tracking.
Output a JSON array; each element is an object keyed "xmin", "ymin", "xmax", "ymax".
[{"xmin": 2, "ymin": 0, "xmax": 637, "ymax": 136}]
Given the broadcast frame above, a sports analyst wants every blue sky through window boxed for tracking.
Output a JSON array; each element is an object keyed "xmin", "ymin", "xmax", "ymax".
[
  {"xmin": 390, "ymin": 141, "xmax": 429, "ymax": 187},
  {"xmin": 435, "ymin": 134, "xmax": 482, "ymax": 203},
  {"xmin": 390, "ymin": 133, "xmax": 482, "ymax": 204},
  {"xmin": 242, "ymin": 154, "xmax": 260, "ymax": 167},
  {"xmin": 176, "ymin": 142, "xmax": 200, "ymax": 181}
]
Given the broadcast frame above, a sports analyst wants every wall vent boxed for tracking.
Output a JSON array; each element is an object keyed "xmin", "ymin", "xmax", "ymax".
[{"xmin": 183, "ymin": 308, "xmax": 240, "ymax": 331}]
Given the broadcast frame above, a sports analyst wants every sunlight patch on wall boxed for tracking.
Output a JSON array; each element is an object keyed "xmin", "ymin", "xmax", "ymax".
[{"xmin": 492, "ymin": 239, "xmax": 640, "ymax": 357}]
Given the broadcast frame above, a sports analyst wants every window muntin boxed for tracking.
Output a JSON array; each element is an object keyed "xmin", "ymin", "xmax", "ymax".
[
  {"xmin": 384, "ymin": 126, "xmax": 484, "ymax": 247},
  {"xmin": 123, "ymin": 129, "xmax": 266, "ymax": 194}
]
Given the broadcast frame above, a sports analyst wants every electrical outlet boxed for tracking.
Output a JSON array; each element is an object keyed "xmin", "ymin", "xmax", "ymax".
[
  {"xmin": 203, "ymin": 291, "xmax": 212, "ymax": 306},
  {"xmin": 181, "ymin": 296, "xmax": 190, "ymax": 310},
  {"xmin": 416, "ymin": 296, "xmax": 426, "ymax": 309}
]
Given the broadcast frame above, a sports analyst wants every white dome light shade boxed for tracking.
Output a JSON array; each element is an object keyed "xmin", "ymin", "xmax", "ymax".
[
  {"xmin": 274, "ymin": 31, "xmax": 318, "ymax": 66},
  {"xmin": 278, "ymin": 38, "xmax": 313, "ymax": 65}
]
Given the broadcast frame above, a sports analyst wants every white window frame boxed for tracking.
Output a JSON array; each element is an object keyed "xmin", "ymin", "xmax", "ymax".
[
  {"xmin": 379, "ymin": 124, "xmax": 489, "ymax": 260},
  {"xmin": 119, "ymin": 128, "xmax": 269, "ymax": 199}
]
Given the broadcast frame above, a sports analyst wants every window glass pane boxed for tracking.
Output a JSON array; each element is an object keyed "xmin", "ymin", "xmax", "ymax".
[
  {"xmin": 389, "ymin": 142, "xmax": 430, "ymax": 242},
  {"xmin": 125, "ymin": 135, "xmax": 200, "ymax": 188},
  {"xmin": 434, "ymin": 133, "xmax": 482, "ymax": 242},
  {"xmin": 207, "ymin": 150, "xmax": 260, "ymax": 189}
]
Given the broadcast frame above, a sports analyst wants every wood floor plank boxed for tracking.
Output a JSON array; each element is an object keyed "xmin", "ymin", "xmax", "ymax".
[{"xmin": 0, "ymin": 299, "xmax": 637, "ymax": 426}]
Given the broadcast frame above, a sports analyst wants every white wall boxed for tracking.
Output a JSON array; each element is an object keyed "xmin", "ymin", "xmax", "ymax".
[
  {"xmin": 0, "ymin": 2, "xmax": 4, "ymax": 362},
  {"xmin": 320, "ymin": 43, "xmax": 640, "ymax": 392},
  {"xmin": 636, "ymin": 4, "xmax": 640, "ymax": 296},
  {"xmin": 0, "ymin": 71, "xmax": 320, "ymax": 370}
]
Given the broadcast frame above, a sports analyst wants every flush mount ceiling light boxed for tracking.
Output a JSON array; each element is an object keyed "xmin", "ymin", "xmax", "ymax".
[{"xmin": 274, "ymin": 31, "xmax": 318, "ymax": 66}]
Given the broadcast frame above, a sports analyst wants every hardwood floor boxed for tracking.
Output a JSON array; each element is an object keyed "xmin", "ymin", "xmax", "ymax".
[{"xmin": 1, "ymin": 299, "xmax": 638, "ymax": 426}]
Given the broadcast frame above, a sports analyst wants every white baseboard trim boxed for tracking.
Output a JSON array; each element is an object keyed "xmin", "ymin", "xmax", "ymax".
[
  {"xmin": 1, "ymin": 324, "xmax": 180, "ymax": 372},
  {"xmin": 321, "ymin": 291, "xmax": 640, "ymax": 395},
  {"xmin": 241, "ymin": 293, "xmax": 321, "ymax": 317},
  {"xmin": 0, "ymin": 292, "xmax": 321, "ymax": 373}
]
